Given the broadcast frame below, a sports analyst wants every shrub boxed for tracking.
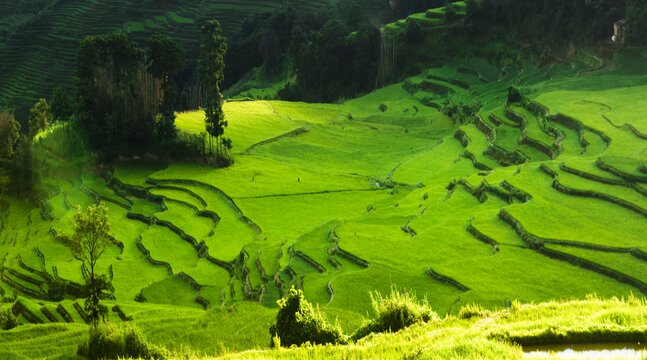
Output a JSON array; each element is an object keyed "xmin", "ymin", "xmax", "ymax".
[
  {"xmin": 444, "ymin": 5, "xmax": 458, "ymax": 23},
  {"xmin": 269, "ymin": 287, "xmax": 346, "ymax": 347},
  {"xmin": 77, "ymin": 321, "xmax": 168, "ymax": 360},
  {"xmin": 0, "ymin": 307, "xmax": 19, "ymax": 330},
  {"xmin": 351, "ymin": 287, "xmax": 437, "ymax": 341},
  {"xmin": 458, "ymin": 304, "xmax": 491, "ymax": 319}
]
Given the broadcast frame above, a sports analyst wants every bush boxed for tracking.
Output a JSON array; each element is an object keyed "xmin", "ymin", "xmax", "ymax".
[
  {"xmin": 458, "ymin": 304, "xmax": 491, "ymax": 319},
  {"xmin": 351, "ymin": 287, "xmax": 437, "ymax": 341},
  {"xmin": 77, "ymin": 321, "xmax": 168, "ymax": 360},
  {"xmin": 444, "ymin": 4, "xmax": 458, "ymax": 23},
  {"xmin": 269, "ymin": 287, "xmax": 347, "ymax": 347},
  {"xmin": 0, "ymin": 307, "xmax": 19, "ymax": 330}
]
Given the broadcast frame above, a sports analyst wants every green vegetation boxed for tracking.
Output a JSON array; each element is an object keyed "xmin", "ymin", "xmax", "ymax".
[
  {"xmin": 4, "ymin": 41, "xmax": 647, "ymax": 356},
  {"xmin": 78, "ymin": 321, "xmax": 168, "ymax": 360},
  {"xmin": 351, "ymin": 287, "xmax": 437, "ymax": 341},
  {"xmin": 0, "ymin": 307, "xmax": 18, "ymax": 330},
  {"xmin": 200, "ymin": 19, "xmax": 232, "ymax": 163},
  {"xmin": 27, "ymin": 99, "xmax": 51, "ymax": 137},
  {"xmin": 59, "ymin": 203, "xmax": 116, "ymax": 324},
  {"xmin": 3, "ymin": 1, "xmax": 647, "ymax": 359},
  {"xmin": 269, "ymin": 287, "xmax": 346, "ymax": 347}
]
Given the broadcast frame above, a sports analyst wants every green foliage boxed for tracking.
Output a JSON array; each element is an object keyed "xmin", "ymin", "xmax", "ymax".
[
  {"xmin": 0, "ymin": 111, "xmax": 20, "ymax": 160},
  {"xmin": 9, "ymin": 135, "xmax": 38, "ymax": 197},
  {"xmin": 269, "ymin": 287, "xmax": 347, "ymax": 347},
  {"xmin": 443, "ymin": 3, "xmax": 459, "ymax": 23},
  {"xmin": 458, "ymin": 303, "xmax": 491, "ymax": 319},
  {"xmin": 146, "ymin": 35, "xmax": 184, "ymax": 81},
  {"xmin": 442, "ymin": 99, "xmax": 481, "ymax": 124},
  {"xmin": 59, "ymin": 203, "xmax": 116, "ymax": 324},
  {"xmin": 0, "ymin": 307, "xmax": 19, "ymax": 331},
  {"xmin": 283, "ymin": 19, "xmax": 380, "ymax": 102},
  {"xmin": 28, "ymin": 98, "xmax": 52, "ymax": 137},
  {"xmin": 50, "ymin": 86, "xmax": 73, "ymax": 123},
  {"xmin": 199, "ymin": 19, "xmax": 231, "ymax": 160},
  {"xmin": 506, "ymin": 86, "xmax": 522, "ymax": 105},
  {"xmin": 77, "ymin": 321, "xmax": 168, "ymax": 360},
  {"xmin": 628, "ymin": 2, "xmax": 647, "ymax": 45},
  {"xmin": 75, "ymin": 33, "xmax": 152, "ymax": 156},
  {"xmin": 147, "ymin": 35, "xmax": 184, "ymax": 146},
  {"xmin": 405, "ymin": 18, "xmax": 425, "ymax": 43},
  {"xmin": 466, "ymin": 0, "xmax": 624, "ymax": 45},
  {"xmin": 351, "ymin": 287, "xmax": 437, "ymax": 341}
]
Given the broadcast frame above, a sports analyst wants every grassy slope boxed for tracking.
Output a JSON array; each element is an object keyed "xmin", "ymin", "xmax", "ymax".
[
  {"xmin": 3, "ymin": 6, "xmax": 647, "ymax": 357},
  {"xmin": 5, "ymin": 297, "xmax": 647, "ymax": 360},
  {"xmin": 211, "ymin": 297, "xmax": 647, "ymax": 360}
]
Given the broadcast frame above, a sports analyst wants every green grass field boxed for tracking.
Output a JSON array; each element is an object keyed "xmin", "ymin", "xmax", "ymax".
[{"xmin": 3, "ymin": 6, "xmax": 647, "ymax": 356}]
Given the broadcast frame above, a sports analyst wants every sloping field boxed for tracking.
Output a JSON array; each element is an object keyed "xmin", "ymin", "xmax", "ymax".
[{"xmin": 3, "ymin": 48, "xmax": 647, "ymax": 357}]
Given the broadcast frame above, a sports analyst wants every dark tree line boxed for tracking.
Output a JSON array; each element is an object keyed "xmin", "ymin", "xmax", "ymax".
[
  {"xmin": 73, "ymin": 26, "xmax": 230, "ymax": 162},
  {"xmin": 627, "ymin": 1, "xmax": 647, "ymax": 45},
  {"xmin": 75, "ymin": 34, "xmax": 164, "ymax": 156},
  {"xmin": 0, "ymin": 110, "xmax": 37, "ymax": 200},
  {"xmin": 226, "ymin": 3, "xmax": 383, "ymax": 103},
  {"xmin": 464, "ymin": 0, "xmax": 641, "ymax": 45},
  {"xmin": 283, "ymin": 20, "xmax": 380, "ymax": 102}
]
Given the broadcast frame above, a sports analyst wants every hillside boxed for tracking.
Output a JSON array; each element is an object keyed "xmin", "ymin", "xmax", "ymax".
[
  {"xmin": 3, "ymin": 295, "xmax": 647, "ymax": 359},
  {"xmin": 2, "ymin": 1, "xmax": 647, "ymax": 358},
  {"xmin": 2, "ymin": 34, "xmax": 647, "ymax": 357},
  {"xmin": 0, "ymin": 0, "xmax": 333, "ymax": 114}
]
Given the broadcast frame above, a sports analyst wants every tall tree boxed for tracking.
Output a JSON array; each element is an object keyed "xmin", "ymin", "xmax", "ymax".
[
  {"xmin": 198, "ymin": 20, "xmax": 229, "ymax": 156},
  {"xmin": 0, "ymin": 110, "xmax": 20, "ymax": 159},
  {"xmin": 10, "ymin": 135, "xmax": 37, "ymax": 196},
  {"xmin": 60, "ymin": 203, "xmax": 116, "ymax": 324},
  {"xmin": 50, "ymin": 86, "xmax": 72, "ymax": 123},
  {"xmin": 146, "ymin": 35, "xmax": 184, "ymax": 143},
  {"xmin": 28, "ymin": 99, "xmax": 52, "ymax": 137}
]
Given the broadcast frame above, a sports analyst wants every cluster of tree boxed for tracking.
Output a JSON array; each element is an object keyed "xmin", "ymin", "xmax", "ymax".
[
  {"xmin": 0, "ymin": 85, "xmax": 76, "ymax": 204},
  {"xmin": 627, "ymin": 1, "xmax": 647, "ymax": 45},
  {"xmin": 281, "ymin": 20, "xmax": 381, "ymax": 102},
  {"xmin": 464, "ymin": 0, "xmax": 635, "ymax": 45},
  {"xmin": 226, "ymin": 0, "xmax": 451, "ymax": 103},
  {"xmin": 441, "ymin": 99, "xmax": 482, "ymax": 125},
  {"xmin": 75, "ymin": 33, "xmax": 170, "ymax": 157},
  {"xmin": 74, "ymin": 25, "xmax": 229, "ymax": 162},
  {"xmin": 0, "ymin": 110, "xmax": 38, "ymax": 201}
]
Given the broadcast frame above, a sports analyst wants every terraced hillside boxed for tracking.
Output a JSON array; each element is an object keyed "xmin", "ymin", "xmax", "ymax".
[{"xmin": 3, "ymin": 43, "xmax": 647, "ymax": 358}]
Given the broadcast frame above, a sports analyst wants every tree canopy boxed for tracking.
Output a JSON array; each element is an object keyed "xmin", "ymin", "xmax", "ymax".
[
  {"xmin": 60, "ymin": 203, "xmax": 116, "ymax": 324},
  {"xmin": 0, "ymin": 110, "xmax": 20, "ymax": 159},
  {"xmin": 199, "ymin": 19, "xmax": 230, "ymax": 159},
  {"xmin": 147, "ymin": 35, "xmax": 185, "ymax": 144},
  {"xmin": 75, "ymin": 33, "xmax": 155, "ymax": 156},
  {"xmin": 28, "ymin": 98, "xmax": 52, "ymax": 137},
  {"xmin": 50, "ymin": 86, "xmax": 72, "ymax": 123}
]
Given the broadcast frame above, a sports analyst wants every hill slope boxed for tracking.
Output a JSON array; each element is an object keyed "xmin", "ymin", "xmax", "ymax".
[
  {"xmin": 0, "ymin": 0, "xmax": 334, "ymax": 112},
  {"xmin": 3, "ymin": 45, "xmax": 647, "ymax": 318},
  {"xmin": 3, "ymin": 296, "xmax": 647, "ymax": 359},
  {"xmin": 2, "ymin": 6, "xmax": 647, "ymax": 357}
]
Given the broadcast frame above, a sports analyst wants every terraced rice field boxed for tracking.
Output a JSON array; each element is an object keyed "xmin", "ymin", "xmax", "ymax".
[{"xmin": 3, "ymin": 47, "xmax": 647, "ymax": 358}]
